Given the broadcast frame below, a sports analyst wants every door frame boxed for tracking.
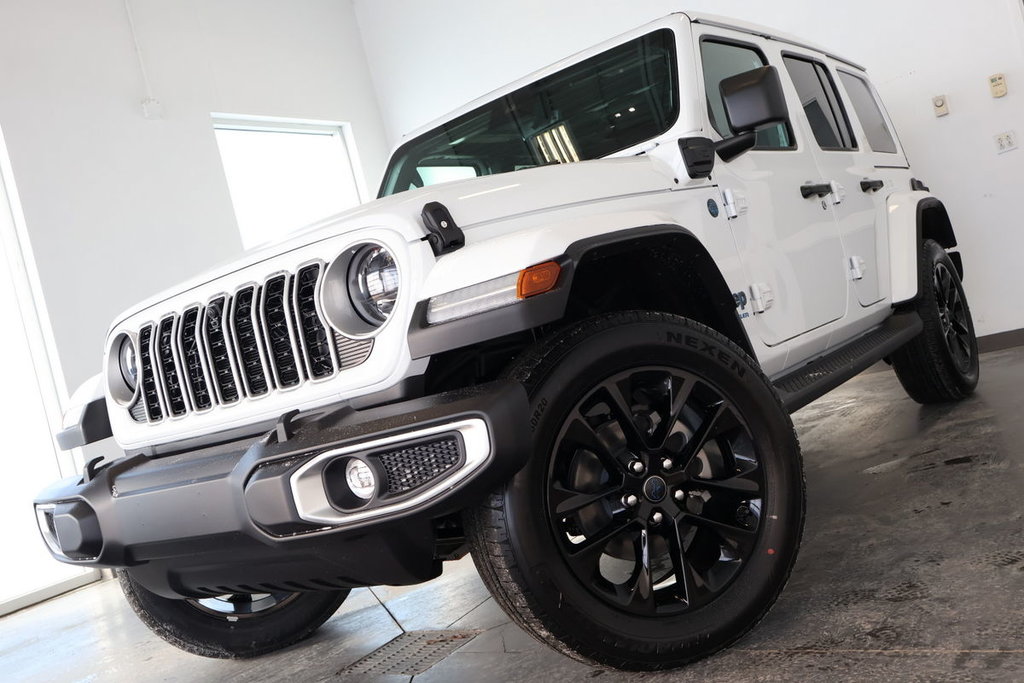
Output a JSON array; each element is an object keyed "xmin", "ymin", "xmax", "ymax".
[{"xmin": 0, "ymin": 123, "xmax": 100, "ymax": 616}]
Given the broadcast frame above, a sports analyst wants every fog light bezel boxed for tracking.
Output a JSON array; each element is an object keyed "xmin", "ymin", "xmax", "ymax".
[{"xmin": 323, "ymin": 456, "xmax": 380, "ymax": 511}]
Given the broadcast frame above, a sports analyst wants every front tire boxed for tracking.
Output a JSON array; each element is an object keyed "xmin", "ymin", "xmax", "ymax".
[
  {"xmin": 467, "ymin": 312, "xmax": 805, "ymax": 670},
  {"xmin": 119, "ymin": 571, "xmax": 348, "ymax": 658},
  {"xmin": 891, "ymin": 239, "xmax": 979, "ymax": 403}
]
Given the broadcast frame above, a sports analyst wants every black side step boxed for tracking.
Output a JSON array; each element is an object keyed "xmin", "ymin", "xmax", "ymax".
[{"xmin": 773, "ymin": 311, "xmax": 923, "ymax": 412}]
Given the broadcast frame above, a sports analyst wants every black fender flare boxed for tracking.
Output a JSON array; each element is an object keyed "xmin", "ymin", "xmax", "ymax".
[{"xmin": 407, "ymin": 224, "xmax": 753, "ymax": 359}]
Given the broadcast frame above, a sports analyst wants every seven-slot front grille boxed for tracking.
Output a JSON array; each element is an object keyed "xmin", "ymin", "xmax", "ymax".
[{"xmin": 128, "ymin": 264, "xmax": 373, "ymax": 423}]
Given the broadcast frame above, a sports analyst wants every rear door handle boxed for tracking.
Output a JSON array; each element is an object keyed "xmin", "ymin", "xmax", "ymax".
[
  {"xmin": 800, "ymin": 182, "xmax": 832, "ymax": 199},
  {"xmin": 860, "ymin": 179, "xmax": 884, "ymax": 193}
]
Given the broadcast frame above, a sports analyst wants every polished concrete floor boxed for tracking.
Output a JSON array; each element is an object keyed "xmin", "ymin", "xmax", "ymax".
[{"xmin": 3, "ymin": 348, "xmax": 1023, "ymax": 682}]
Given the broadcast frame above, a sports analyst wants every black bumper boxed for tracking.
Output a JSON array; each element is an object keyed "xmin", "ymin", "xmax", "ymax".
[{"xmin": 34, "ymin": 381, "xmax": 529, "ymax": 598}]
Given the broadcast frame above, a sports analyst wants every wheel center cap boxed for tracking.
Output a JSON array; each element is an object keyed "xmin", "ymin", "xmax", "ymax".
[{"xmin": 643, "ymin": 476, "xmax": 667, "ymax": 503}]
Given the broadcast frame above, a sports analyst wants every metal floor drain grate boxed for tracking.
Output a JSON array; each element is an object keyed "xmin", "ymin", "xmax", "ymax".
[{"xmin": 340, "ymin": 630, "xmax": 482, "ymax": 676}]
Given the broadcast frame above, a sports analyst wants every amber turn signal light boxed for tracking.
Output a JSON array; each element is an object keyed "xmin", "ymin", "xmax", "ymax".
[{"xmin": 517, "ymin": 261, "xmax": 561, "ymax": 299}]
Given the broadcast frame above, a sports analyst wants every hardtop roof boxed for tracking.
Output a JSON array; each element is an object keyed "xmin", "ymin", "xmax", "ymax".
[{"xmin": 393, "ymin": 12, "xmax": 865, "ymax": 146}]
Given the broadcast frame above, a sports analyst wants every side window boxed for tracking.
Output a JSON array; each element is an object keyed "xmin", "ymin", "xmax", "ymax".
[
  {"xmin": 838, "ymin": 72, "xmax": 898, "ymax": 154},
  {"xmin": 700, "ymin": 40, "xmax": 792, "ymax": 150},
  {"xmin": 782, "ymin": 56, "xmax": 857, "ymax": 150}
]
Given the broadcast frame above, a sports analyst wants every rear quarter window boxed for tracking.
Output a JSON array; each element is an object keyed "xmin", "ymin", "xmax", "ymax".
[{"xmin": 837, "ymin": 71, "xmax": 898, "ymax": 154}]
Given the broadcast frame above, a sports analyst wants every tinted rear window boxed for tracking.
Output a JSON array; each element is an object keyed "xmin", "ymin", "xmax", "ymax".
[{"xmin": 838, "ymin": 71, "xmax": 898, "ymax": 154}]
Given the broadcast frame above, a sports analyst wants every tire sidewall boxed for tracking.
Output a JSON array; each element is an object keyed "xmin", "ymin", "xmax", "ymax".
[
  {"xmin": 120, "ymin": 571, "xmax": 348, "ymax": 658},
  {"xmin": 922, "ymin": 240, "xmax": 979, "ymax": 389},
  {"xmin": 502, "ymin": 314, "xmax": 804, "ymax": 663}
]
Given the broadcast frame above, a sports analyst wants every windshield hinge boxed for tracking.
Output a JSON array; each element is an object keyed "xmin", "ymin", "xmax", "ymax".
[{"xmin": 421, "ymin": 202, "xmax": 465, "ymax": 255}]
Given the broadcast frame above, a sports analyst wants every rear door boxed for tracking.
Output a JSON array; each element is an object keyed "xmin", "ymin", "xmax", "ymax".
[
  {"xmin": 697, "ymin": 32, "xmax": 849, "ymax": 348},
  {"xmin": 780, "ymin": 53, "xmax": 885, "ymax": 308},
  {"xmin": 834, "ymin": 68, "xmax": 915, "ymax": 303}
]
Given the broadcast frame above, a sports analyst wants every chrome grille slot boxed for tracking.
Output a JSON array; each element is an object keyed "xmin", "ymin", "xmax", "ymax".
[
  {"xmin": 294, "ymin": 264, "xmax": 337, "ymax": 379},
  {"xmin": 138, "ymin": 324, "xmax": 163, "ymax": 422},
  {"xmin": 260, "ymin": 274, "xmax": 302, "ymax": 389},
  {"xmin": 287, "ymin": 274, "xmax": 308, "ymax": 379},
  {"xmin": 232, "ymin": 285, "xmax": 271, "ymax": 397},
  {"xmin": 204, "ymin": 296, "xmax": 241, "ymax": 404},
  {"xmin": 156, "ymin": 315, "xmax": 188, "ymax": 417},
  {"xmin": 179, "ymin": 306, "xmax": 213, "ymax": 411}
]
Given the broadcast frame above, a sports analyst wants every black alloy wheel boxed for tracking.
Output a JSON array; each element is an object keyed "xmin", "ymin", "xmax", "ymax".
[
  {"xmin": 119, "ymin": 571, "xmax": 349, "ymax": 658},
  {"xmin": 891, "ymin": 239, "xmax": 979, "ymax": 403},
  {"xmin": 933, "ymin": 261, "xmax": 972, "ymax": 373},
  {"xmin": 186, "ymin": 592, "xmax": 300, "ymax": 618},
  {"xmin": 548, "ymin": 366, "xmax": 764, "ymax": 616},
  {"xmin": 467, "ymin": 312, "xmax": 804, "ymax": 670}
]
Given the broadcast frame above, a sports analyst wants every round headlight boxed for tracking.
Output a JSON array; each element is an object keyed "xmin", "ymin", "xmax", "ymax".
[
  {"xmin": 107, "ymin": 332, "xmax": 139, "ymax": 406},
  {"xmin": 348, "ymin": 245, "xmax": 399, "ymax": 325},
  {"xmin": 118, "ymin": 335, "xmax": 138, "ymax": 391}
]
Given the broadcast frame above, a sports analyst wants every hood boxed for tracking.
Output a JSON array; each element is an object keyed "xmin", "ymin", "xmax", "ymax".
[{"xmin": 111, "ymin": 155, "xmax": 677, "ymax": 330}]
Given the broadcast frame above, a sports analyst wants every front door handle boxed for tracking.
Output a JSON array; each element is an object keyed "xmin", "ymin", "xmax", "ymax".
[
  {"xmin": 860, "ymin": 179, "xmax": 884, "ymax": 193},
  {"xmin": 800, "ymin": 182, "xmax": 832, "ymax": 199}
]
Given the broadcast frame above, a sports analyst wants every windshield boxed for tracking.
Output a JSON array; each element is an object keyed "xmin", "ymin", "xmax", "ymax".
[{"xmin": 379, "ymin": 29, "xmax": 679, "ymax": 198}]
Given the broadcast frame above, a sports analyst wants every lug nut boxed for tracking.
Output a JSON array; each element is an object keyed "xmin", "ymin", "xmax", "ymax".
[
  {"xmin": 651, "ymin": 511, "xmax": 664, "ymax": 525},
  {"xmin": 622, "ymin": 494, "xmax": 639, "ymax": 508},
  {"xmin": 662, "ymin": 458, "xmax": 674, "ymax": 470},
  {"xmin": 629, "ymin": 461, "xmax": 645, "ymax": 474},
  {"xmin": 674, "ymin": 489, "xmax": 685, "ymax": 501}
]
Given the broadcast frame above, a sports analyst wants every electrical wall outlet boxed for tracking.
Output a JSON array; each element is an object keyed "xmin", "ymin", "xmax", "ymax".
[
  {"xmin": 995, "ymin": 131, "xmax": 1017, "ymax": 154},
  {"xmin": 932, "ymin": 95, "xmax": 950, "ymax": 117}
]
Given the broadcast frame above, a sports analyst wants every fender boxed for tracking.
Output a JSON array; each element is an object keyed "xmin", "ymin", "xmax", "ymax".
[
  {"xmin": 886, "ymin": 193, "xmax": 959, "ymax": 303},
  {"xmin": 408, "ymin": 223, "xmax": 752, "ymax": 359},
  {"xmin": 56, "ymin": 373, "xmax": 111, "ymax": 450}
]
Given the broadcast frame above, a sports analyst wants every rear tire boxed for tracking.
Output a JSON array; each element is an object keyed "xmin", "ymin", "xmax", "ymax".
[
  {"xmin": 119, "ymin": 571, "xmax": 348, "ymax": 658},
  {"xmin": 891, "ymin": 239, "xmax": 979, "ymax": 403},
  {"xmin": 466, "ymin": 311, "xmax": 805, "ymax": 670}
]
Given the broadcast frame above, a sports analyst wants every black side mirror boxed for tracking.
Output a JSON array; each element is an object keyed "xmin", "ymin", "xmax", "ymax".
[
  {"xmin": 717, "ymin": 65, "xmax": 790, "ymax": 162},
  {"xmin": 678, "ymin": 137, "xmax": 716, "ymax": 179}
]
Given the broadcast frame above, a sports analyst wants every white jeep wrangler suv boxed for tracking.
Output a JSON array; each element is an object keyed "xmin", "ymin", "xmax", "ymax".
[{"xmin": 35, "ymin": 12, "xmax": 978, "ymax": 671}]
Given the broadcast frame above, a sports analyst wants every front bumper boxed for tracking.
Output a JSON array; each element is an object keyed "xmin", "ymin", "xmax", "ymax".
[{"xmin": 34, "ymin": 381, "xmax": 529, "ymax": 598}]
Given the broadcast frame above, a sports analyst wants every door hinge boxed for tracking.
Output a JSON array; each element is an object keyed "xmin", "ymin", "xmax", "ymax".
[
  {"xmin": 849, "ymin": 256, "xmax": 866, "ymax": 281},
  {"xmin": 829, "ymin": 181, "xmax": 846, "ymax": 205},
  {"xmin": 750, "ymin": 282, "xmax": 774, "ymax": 314},
  {"xmin": 721, "ymin": 188, "xmax": 748, "ymax": 219}
]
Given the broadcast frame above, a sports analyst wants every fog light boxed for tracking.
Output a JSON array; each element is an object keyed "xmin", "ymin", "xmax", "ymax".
[{"xmin": 345, "ymin": 458, "xmax": 376, "ymax": 500}]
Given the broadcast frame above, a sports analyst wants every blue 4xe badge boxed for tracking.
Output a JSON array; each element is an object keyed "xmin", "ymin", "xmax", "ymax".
[
  {"xmin": 733, "ymin": 290, "xmax": 751, "ymax": 319},
  {"xmin": 707, "ymin": 198, "xmax": 720, "ymax": 218}
]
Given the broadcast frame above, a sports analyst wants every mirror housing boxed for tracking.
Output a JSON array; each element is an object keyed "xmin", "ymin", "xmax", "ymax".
[
  {"xmin": 677, "ymin": 137, "xmax": 716, "ymax": 179},
  {"xmin": 721, "ymin": 65, "xmax": 790, "ymax": 133},
  {"xmin": 716, "ymin": 65, "xmax": 790, "ymax": 162}
]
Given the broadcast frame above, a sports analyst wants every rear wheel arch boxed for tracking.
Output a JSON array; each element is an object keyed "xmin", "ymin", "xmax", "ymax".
[{"xmin": 917, "ymin": 197, "xmax": 958, "ymax": 250}]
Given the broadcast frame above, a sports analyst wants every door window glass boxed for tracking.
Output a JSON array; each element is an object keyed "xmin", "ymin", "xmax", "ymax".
[
  {"xmin": 838, "ymin": 72, "xmax": 898, "ymax": 154},
  {"xmin": 783, "ymin": 56, "xmax": 857, "ymax": 150},
  {"xmin": 700, "ymin": 40, "xmax": 792, "ymax": 150}
]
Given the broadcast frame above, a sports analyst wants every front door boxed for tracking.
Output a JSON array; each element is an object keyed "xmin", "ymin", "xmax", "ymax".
[{"xmin": 697, "ymin": 32, "xmax": 848, "ymax": 347}]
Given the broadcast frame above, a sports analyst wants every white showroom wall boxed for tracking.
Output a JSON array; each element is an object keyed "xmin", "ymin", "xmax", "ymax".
[
  {"xmin": 354, "ymin": 0, "xmax": 1024, "ymax": 339},
  {"xmin": 0, "ymin": 0, "xmax": 390, "ymax": 396}
]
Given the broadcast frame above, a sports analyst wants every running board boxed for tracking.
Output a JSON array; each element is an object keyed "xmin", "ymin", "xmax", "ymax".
[{"xmin": 773, "ymin": 312, "xmax": 923, "ymax": 412}]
